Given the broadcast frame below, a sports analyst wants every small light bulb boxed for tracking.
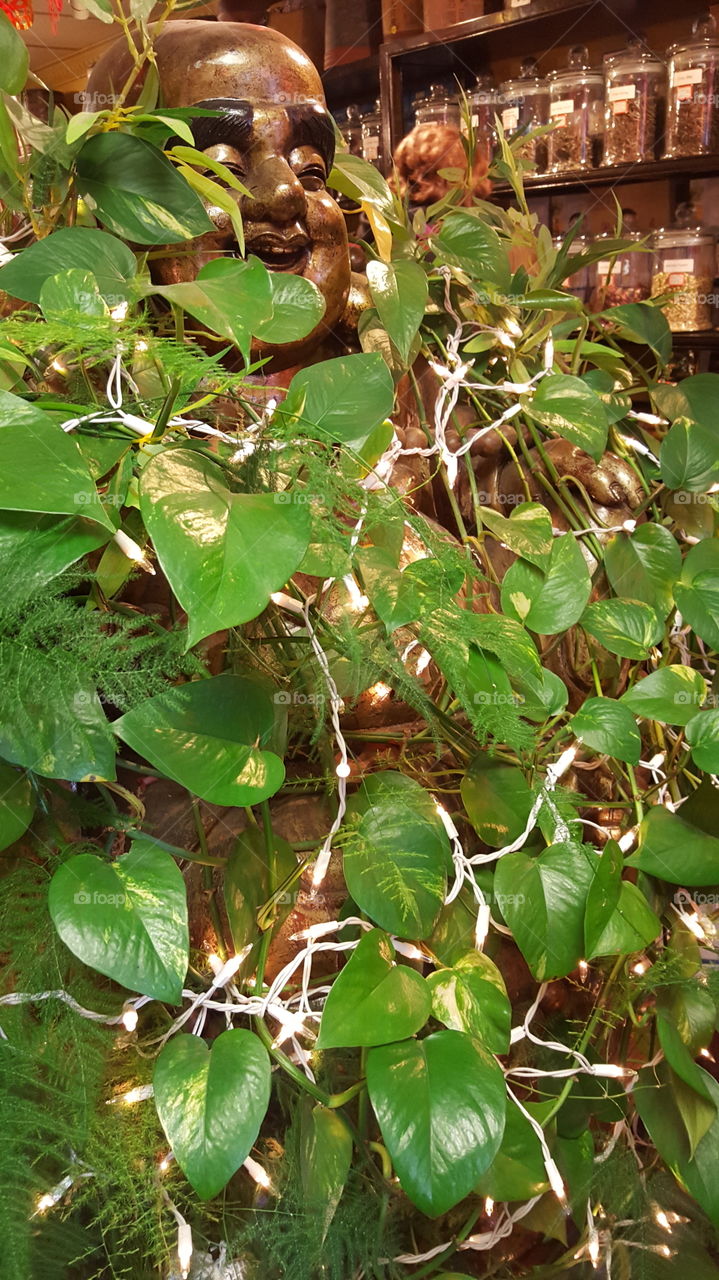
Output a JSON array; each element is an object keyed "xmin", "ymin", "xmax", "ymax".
[
  {"xmin": 683, "ymin": 912, "xmax": 707, "ymax": 941},
  {"xmin": 158, "ymin": 1153, "xmax": 173, "ymax": 1173},
  {"xmin": 547, "ymin": 1158, "xmax": 568, "ymax": 1208},
  {"xmin": 335, "ymin": 761, "xmax": 351, "ymax": 779},
  {"xmin": 36, "ymin": 1194, "xmax": 54, "ymax": 1214},
  {"xmin": 588, "ymin": 1230, "xmax": 600, "ymax": 1268},
  {"xmin": 119, "ymin": 1084, "xmax": 154, "ymax": 1105},
  {"xmin": 367, "ymin": 681, "xmax": 392, "ymax": 702},
  {"xmin": 578, "ymin": 959, "xmax": 589, "ymax": 982},
  {"xmin": 121, "ymin": 1007, "xmax": 138, "ymax": 1032},
  {"xmin": 632, "ymin": 959, "xmax": 649, "ymax": 976},
  {"xmin": 699, "ymin": 1048, "xmax": 715, "ymax": 1061},
  {"xmin": 271, "ymin": 1011, "xmax": 307, "ymax": 1048},
  {"xmin": 50, "ymin": 358, "xmax": 68, "ymax": 376},
  {"xmin": 177, "ymin": 1220, "xmax": 193, "ymax": 1279},
  {"xmin": 135, "ymin": 338, "xmax": 149, "ymax": 353},
  {"xmin": 484, "ymin": 1196, "xmax": 494, "ymax": 1215},
  {"xmin": 244, "ymin": 1155, "xmax": 273, "ymax": 1190},
  {"xmin": 594, "ymin": 1063, "xmax": 630, "ymax": 1079},
  {"xmin": 475, "ymin": 902, "xmax": 491, "ymax": 949},
  {"xmin": 654, "ymin": 1207, "xmax": 672, "ymax": 1232},
  {"xmin": 110, "ymin": 301, "xmax": 129, "ymax": 322}
]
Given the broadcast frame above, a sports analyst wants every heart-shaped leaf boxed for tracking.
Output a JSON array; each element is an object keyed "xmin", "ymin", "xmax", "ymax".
[
  {"xmin": 367, "ymin": 1030, "xmax": 506, "ymax": 1217},
  {"xmin": 673, "ymin": 540, "xmax": 719, "ymax": 651},
  {"xmin": 495, "ymin": 843, "xmax": 596, "ymax": 980},
  {"xmin": 605, "ymin": 523, "xmax": 681, "ymax": 617},
  {"xmin": 461, "ymin": 756, "xmax": 533, "ymax": 849},
  {"xmin": 587, "ymin": 881, "xmax": 660, "ymax": 958},
  {"xmin": 526, "ymin": 375, "xmax": 607, "ymax": 461},
  {"xmin": 317, "ymin": 929, "xmax": 431, "ymax": 1048},
  {"xmin": 366, "ymin": 259, "xmax": 428, "ymax": 365},
  {"xmin": 570, "ymin": 697, "xmax": 641, "ymax": 765},
  {"xmin": 621, "ymin": 665, "xmax": 706, "ymax": 726},
  {"xmin": 154, "ymin": 1028, "xmax": 270, "ymax": 1199},
  {"xmin": 299, "ymin": 1102, "xmax": 353, "ymax": 1242},
  {"xmin": 140, "ymin": 449, "xmax": 310, "ymax": 647},
  {"xmin": 343, "ymin": 772, "xmax": 451, "ymax": 939},
  {"xmin": 48, "ymin": 838, "xmax": 189, "ymax": 1001},
  {"xmin": 279, "ymin": 352, "xmax": 394, "ymax": 454},
  {"xmin": 500, "ymin": 533, "xmax": 591, "ymax": 634},
  {"xmin": 149, "ymin": 257, "xmax": 274, "ymax": 367},
  {"xmin": 114, "ymin": 674, "xmax": 285, "ymax": 806},
  {"xmin": 0, "ymin": 759, "xmax": 34, "ymax": 852},
  {"xmin": 0, "ymin": 391, "xmax": 114, "ymax": 531},
  {"xmin": 581, "ymin": 598, "xmax": 662, "ymax": 659},
  {"xmin": 627, "ymin": 805, "xmax": 719, "ymax": 886},
  {"xmin": 480, "ymin": 502, "xmax": 553, "ymax": 564},
  {"xmin": 427, "ymin": 951, "xmax": 511, "ymax": 1052},
  {"xmin": 0, "ymin": 226, "xmax": 137, "ymax": 305}
]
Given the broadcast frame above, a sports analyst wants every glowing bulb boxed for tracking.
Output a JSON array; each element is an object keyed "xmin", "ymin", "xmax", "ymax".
[
  {"xmin": 159, "ymin": 1153, "xmax": 173, "ymax": 1173},
  {"xmin": 368, "ymin": 681, "xmax": 392, "ymax": 702},
  {"xmin": 207, "ymin": 952, "xmax": 223, "ymax": 975},
  {"xmin": 700, "ymin": 1048, "xmax": 715, "ymax": 1061},
  {"xmin": 484, "ymin": 1197, "xmax": 494, "ymax": 1215},
  {"xmin": 588, "ymin": 1230, "xmax": 600, "ymax": 1268},
  {"xmin": 682, "ymin": 912, "xmax": 706, "ymax": 941},
  {"xmin": 177, "ymin": 1220, "xmax": 193, "ymax": 1279},
  {"xmin": 244, "ymin": 1155, "xmax": 273, "ymax": 1189},
  {"xmin": 547, "ymin": 1158, "xmax": 568, "ymax": 1208},
  {"xmin": 632, "ymin": 959, "xmax": 649, "ymax": 976},
  {"xmin": 393, "ymin": 940, "xmax": 425, "ymax": 960},
  {"xmin": 110, "ymin": 301, "xmax": 129, "ymax": 322},
  {"xmin": 335, "ymin": 761, "xmax": 351, "ymax": 779},
  {"xmin": 416, "ymin": 648, "xmax": 431, "ymax": 675},
  {"xmin": 342, "ymin": 575, "xmax": 369, "ymax": 613},
  {"xmin": 593, "ymin": 1063, "xmax": 632, "ymax": 1079},
  {"xmin": 36, "ymin": 1194, "xmax": 54, "ymax": 1214},
  {"xmin": 135, "ymin": 339, "xmax": 149, "ymax": 353},
  {"xmin": 271, "ymin": 1011, "xmax": 307, "ymax": 1048},
  {"xmin": 50, "ymin": 358, "xmax": 68, "ymax": 375},
  {"xmin": 118, "ymin": 1084, "xmax": 154, "ymax": 1105},
  {"xmin": 121, "ymin": 1007, "xmax": 138, "ymax": 1032},
  {"xmin": 657, "ymin": 1244, "xmax": 673, "ymax": 1259},
  {"xmin": 112, "ymin": 530, "xmax": 155, "ymax": 574},
  {"xmin": 475, "ymin": 902, "xmax": 491, "ymax": 949},
  {"xmin": 654, "ymin": 1207, "xmax": 672, "ymax": 1232},
  {"xmin": 578, "ymin": 959, "xmax": 589, "ymax": 982}
]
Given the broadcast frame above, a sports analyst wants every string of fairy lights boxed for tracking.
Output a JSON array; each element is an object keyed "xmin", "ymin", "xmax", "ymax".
[{"xmin": 12, "ymin": 318, "xmax": 717, "ymax": 1277}]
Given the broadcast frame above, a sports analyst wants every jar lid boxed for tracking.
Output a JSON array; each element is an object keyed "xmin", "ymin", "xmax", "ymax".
[
  {"xmin": 603, "ymin": 37, "xmax": 664, "ymax": 73},
  {"xmin": 668, "ymin": 11, "xmax": 719, "ymax": 57},
  {"xmin": 548, "ymin": 46, "xmax": 602, "ymax": 86},
  {"xmin": 594, "ymin": 229, "xmax": 644, "ymax": 244},
  {"xmin": 501, "ymin": 59, "xmax": 548, "ymax": 97}
]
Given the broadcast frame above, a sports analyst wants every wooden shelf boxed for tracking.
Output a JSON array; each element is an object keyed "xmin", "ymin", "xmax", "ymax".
[{"xmin": 492, "ymin": 154, "xmax": 719, "ymax": 199}]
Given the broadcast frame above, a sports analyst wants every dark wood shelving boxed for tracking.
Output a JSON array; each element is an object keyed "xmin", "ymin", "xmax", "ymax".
[
  {"xmin": 322, "ymin": 55, "xmax": 379, "ymax": 108},
  {"xmin": 492, "ymin": 155, "xmax": 719, "ymax": 199}
]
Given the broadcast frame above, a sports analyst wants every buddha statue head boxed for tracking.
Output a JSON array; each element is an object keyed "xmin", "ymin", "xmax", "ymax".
[{"xmin": 86, "ymin": 22, "xmax": 352, "ymax": 375}]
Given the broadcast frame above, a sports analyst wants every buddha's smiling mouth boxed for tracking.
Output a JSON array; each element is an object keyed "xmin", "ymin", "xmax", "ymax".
[{"xmin": 234, "ymin": 232, "xmax": 310, "ymax": 274}]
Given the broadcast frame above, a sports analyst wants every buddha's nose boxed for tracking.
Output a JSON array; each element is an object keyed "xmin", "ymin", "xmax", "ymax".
[{"xmin": 242, "ymin": 155, "xmax": 308, "ymax": 224}]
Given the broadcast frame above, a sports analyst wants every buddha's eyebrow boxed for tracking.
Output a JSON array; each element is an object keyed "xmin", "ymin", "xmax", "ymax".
[
  {"xmin": 286, "ymin": 103, "xmax": 335, "ymax": 170},
  {"xmin": 189, "ymin": 99, "xmax": 253, "ymax": 150}
]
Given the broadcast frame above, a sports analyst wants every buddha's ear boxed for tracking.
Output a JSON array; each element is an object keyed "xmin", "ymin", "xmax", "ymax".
[{"xmin": 334, "ymin": 272, "xmax": 371, "ymax": 351}]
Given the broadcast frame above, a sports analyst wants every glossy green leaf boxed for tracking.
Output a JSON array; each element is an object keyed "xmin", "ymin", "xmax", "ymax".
[
  {"xmin": 627, "ymin": 804, "xmax": 719, "ymax": 886},
  {"xmin": 605, "ymin": 523, "xmax": 681, "ymax": 617},
  {"xmin": 480, "ymin": 501, "xmax": 553, "ymax": 563},
  {"xmin": 587, "ymin": 881, "xmax": 661, "ymax": 958},
  {"xmin": 0, "ymin": 511, "xmax": 111, "ymax": 610},
  {"xmin": 0, "ymin": 391, "xmax": 114, "ymax": 530},
  {"xmin": 366, "ymin": 1030, "xmax": 506, "ymax": 1217},
  {"xmin": 39, "ymin": 268, "xmax": 108, "ymax": 321},
  {"xmin": 299, "ymin": 1102, "xmax": 353, "ymax": 1242},
  {"xmin": 584, "ymin": 840, "xmax": 622, "ymax": 957},
  {"xmin": 114, "ymin": 675, "xmax": 284, "ymax": 807},
  {"xmin": 154, "ymin": 1028, "xmax": 270, "ymax": 1199},
  {"xmin": 427, "ymin": 950, "xmax": 511, "ymax": 1052},
  {"xmin": 495, "ymin": 843, "xmax": 596, "ymax": 980},
  {"xmin": 0, "ymin": 12, "xmax": 28, "ymax": 94},
  {"xmin": 317, "ymin": 929, "xmax": 430, "ymax": 1048},
  {"xmin": 366, "ymin": 259, "xmax": 428, "ymax": 364},
  {"xmin": 150, "ymin": 257, "xmax": 274, "ymax": 366},
  {"xmin": 581, "ymin": 598, "xmax": 661, "ymax": 659},
  {"xmin": 0, "ymin": 226, "xmax": 136, "ymax": 304},
  {"xmin": 621, "ymin": 665, "xmax": 706, "ymax": 726},
  {"xmin": 635, "ymin": 1063, "xmax": 719, "ymax": 1227},
  {"xmin": 660, "ymin": 419, "xmax": 719, "ymax": 494},
  {"xmin": 254, "ymin": 270, "xmax": 326, "ymax": 345},
  {"xmin": 0, "ymin": 759, "xmax": 34, "ymax": 852},
  {"xmin": 461, "ymin": 756, "xmax": 533, "ymax": 849},
  {"xmin": 139, "ymin": 448, "xmax": 310, "ymax": 647},
  {"xmin": 601, "ymin": 301, "xmax": 672, "ymax": 364},
  {"xmin": 500, "ymin": 533, "xmax": 591, "ymax": 634},
  {"xmin": 431, "ymin": 209, "xmax": 509, "ymax": 289},
  {"xmin": 653, "ymin": 373, "xmax": 719, "ymax": 432},
  {"xmin": 355, "ymin": 545, "xmax": 422, "ymax": 633},
  {"xmin": 686, "ymin": 710, "xmax": 719, "ymax": 773},
  {"xmin": 526, "ymin": 374, "xmax": 607, "ymax": 461},
  {"xmin": 657, "ymin": 1013, "xmax": 714, "ymax": 1105},
  {"xmin": 224, "ymin": 825, "xmax": 298, "ymax": 958},
  {"xmin": 674, "ymin": 540, "xmax": 719, "ymax": 651},
  {"xmin": 343, "ymin": 772, "xmax": 451, "ymax": 939},
  {"xmin": 464, "ymin": 612, "xmax": 542, "ymax": 684},
  {"xmin": 280, "ymin": 353, "xmax": 394, "ymax": 454},
  {"xmin": 48, "ymin": 838, "xmax": 188, "ymax": 1001},
  {"xmin": 0, "ymin": 641, "xmax": 115, "ymax": 782},
  {"xmin": 569, "ymin": 697, "xmax": 641, "ymax": 765},
  {"xmin": 477, "ymin": 1097, "xmax": 548, "ymax": 1202},
  {"xmin": 76, "ymin": 132, "xmax": 213, "ymax": 245}
]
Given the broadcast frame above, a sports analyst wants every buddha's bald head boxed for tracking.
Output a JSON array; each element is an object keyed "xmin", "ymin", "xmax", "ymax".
[{"xmin": 87, "ymin": 23, "xmax": 350, "ymax": 373}]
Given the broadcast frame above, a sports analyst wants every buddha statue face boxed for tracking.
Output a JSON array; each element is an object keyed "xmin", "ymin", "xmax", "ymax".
[{"xmin": 87, "ymin": 22, "xmax": 351, "ymax": 374}]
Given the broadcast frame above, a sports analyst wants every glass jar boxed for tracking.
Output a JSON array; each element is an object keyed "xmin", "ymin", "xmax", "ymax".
[
  {"xmin": 652, "ymin": 224, "xmax": 716, "ymax": 332},
  {"xmin": 553, "ymin": 231, "xmax": 592, "ymax": 303},
  {"xmin": 592, "ymin": 231, "xmax": 652, "ymax": 308},
  {"xmin": 665, "ymin": 13, "xmax": 719, "ymax": 157},
  {"xmin": 469, "ymin": 74, "xmax": 499, "ymax": 155},
  {"xmin": 500, "ymin": 57, "xmax": 550, "ymax": 171},
  {"xmin": 603, "ymin": 40, "xmax": 665, "ymax": 165},
  {"xmin": 341, "ymin": 104, "xmax": 363, "ymax": 156},
  {"xmin": 416, "ymin": 82, "xmax": 460, "ymax": 128},
  {"xmin": 411, "ymin": 90, "xmax": 429, "ymax": 127},
  {"xmin": 547, "ymin": 45, "xmax": 604, "ymax": 171},
  {"xmin": 361, "ymin": 100, "xmax": 383, "ymax": 168}
]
